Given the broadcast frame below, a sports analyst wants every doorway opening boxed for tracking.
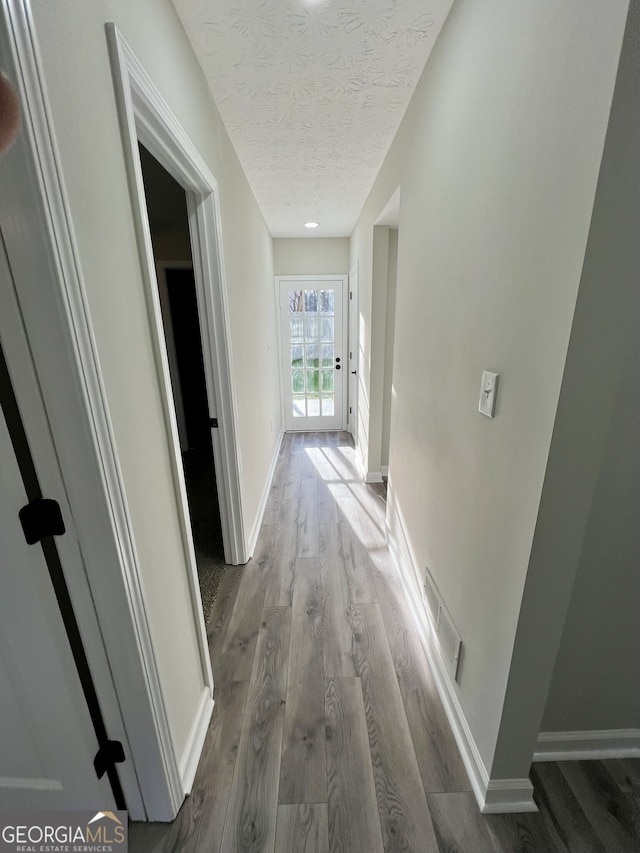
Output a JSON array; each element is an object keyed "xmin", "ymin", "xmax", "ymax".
[
  {"xmin": 380, "ymin": 226, "xmax": 398, "ymax": 482},
  {"xmin": 371, "ymin": 185, "xmax": 401, "ymax": 484},
  {"xmin": 138, "ymin": 145, "xmax": 226, "ymax": 622}
]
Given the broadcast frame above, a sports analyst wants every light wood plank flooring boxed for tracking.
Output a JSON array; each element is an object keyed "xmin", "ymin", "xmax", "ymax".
[{"xmin": 130, "ymin": 431, "xmax": 640, "ymax": 853}]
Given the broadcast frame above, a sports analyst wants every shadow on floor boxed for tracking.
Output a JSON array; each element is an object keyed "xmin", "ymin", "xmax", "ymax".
[{"xmin": 183, "ymin": 447, "xmax": 227, "ymax": 622}]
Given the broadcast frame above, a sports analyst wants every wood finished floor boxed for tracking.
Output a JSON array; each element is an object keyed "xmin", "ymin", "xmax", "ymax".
[{"xmin": 130, "ymin": 431, "xmax": 640, "ymax": 853}]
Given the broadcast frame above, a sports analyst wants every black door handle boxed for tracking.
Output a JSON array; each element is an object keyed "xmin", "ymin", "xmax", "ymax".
[
  {"xmin": 351, "ymin": 371, "xmax": 356, "ymax": 375},
  {"xmin": 336, "ymin": 364, "xmax": 341, "ymax": 370}
]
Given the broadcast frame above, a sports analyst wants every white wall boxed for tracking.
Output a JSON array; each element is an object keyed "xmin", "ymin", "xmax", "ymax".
[
  {"xmin": 273, "ymin": 237, "xmax": 349, "ymax": 276},
  {"xmin": 541, "ymin": 335, "xmax": 640, "ymax": 733},
  {"xmin": 31, "ymin": 0, "xmax": 280, "ymax": 761},
  {"xmin": 350, "ymin": 0, "xmax": 628, "ymax": 781},
  {"xmin": 492, "ymin": 0, "xmax": 640, "ymax": 777},
  {"xmin": 535, "ymin": 1, "xmax": 640, "ymax": 737}
]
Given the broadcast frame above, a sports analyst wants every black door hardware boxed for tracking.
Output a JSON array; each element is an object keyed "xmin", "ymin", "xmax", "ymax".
[{"xmin": 19, "ymin": 498, "xmax": 65, "ymax": 544}]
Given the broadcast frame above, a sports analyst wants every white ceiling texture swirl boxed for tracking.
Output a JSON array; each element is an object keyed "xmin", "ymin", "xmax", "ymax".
[{"xmin": 171, "ymin": 0, "xmax": 454, "ymax": 237}]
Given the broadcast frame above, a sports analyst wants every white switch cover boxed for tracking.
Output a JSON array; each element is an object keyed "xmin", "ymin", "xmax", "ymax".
[{"xmin": 479, "ymin": 371, "xmax": 499, "ymax": 417}]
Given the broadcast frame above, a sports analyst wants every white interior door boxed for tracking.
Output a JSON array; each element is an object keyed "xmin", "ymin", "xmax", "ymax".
[
  {"xmin": 279, "ymin": 277, "xmax": 347, "ymax": 431},
  {"xmin": 348, "ymin": 263, "xmax": 359, "ymax": 441},
  {"xmin": 0, "ymin": 406, "xmax": 115, "ymax": 809}
]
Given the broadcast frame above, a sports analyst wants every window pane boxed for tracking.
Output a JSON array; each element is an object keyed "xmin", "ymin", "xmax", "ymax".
[
  {"xmin": 292, "ymin": 370, "xmax": 304, "ymax": 393},
  {"xmin": 321, "ymin": 317, "xmax": 334, "ymax": 342},
  {"xmin": 305, "ymin": 316, "xmax": 318, "ymax": 340},
  {"xmin": 320, "ymin": 290, "xmax": 334, "ymax": 313},
  {"xmin": 321, "ymin": 369, "xmax": 334, "ymax": 393},
  {"xmin": 321, "ymin": 343, "xmax": 334, "ymax": 367},
  {"xmin": 291, "ymin": 344, "xmax": 303, "ymax": 367},
  {"xmin": 289, "ymin": 316, "xmax": 303, "ymax": 342},
  {"xmin": 304, "ymin": 290, "xmax": 318, "ymax": 313},
  {"xmin": 305, "ymin": 344, "xmax": 318, "ymax": 367},
  {"xmin": 322, "ymin": 396, "xmax": 334, "ymax": 416},
  {"xmin": 307, "ymin": 395, "xmax": 320, "ymax": 417},
  {"xmin": 306, "ymin": 370, "xmax": 320, "ymax": 393},
  {"xmin": 289, "ymin": 290, "xmax": 303, "ymax": 313},
  {"xmin": 292, "ymin": 396, "xmax": 305, "ymax": 417}
]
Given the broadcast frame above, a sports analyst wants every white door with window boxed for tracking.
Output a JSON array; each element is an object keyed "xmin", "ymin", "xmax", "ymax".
[
  {"xmin": 278, "ymin": 276, "xmax": 347, "ymax": 431},
  {"xmin": 348, "ymin": 263, "xmax": 359, "ymax": 441}
]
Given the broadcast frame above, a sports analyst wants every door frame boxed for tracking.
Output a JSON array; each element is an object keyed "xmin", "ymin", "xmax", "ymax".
[
  {"xmin": 348, "ymin": 262, "xmax": 360, "ymax": 443},
  {"xmin": 0, "ymin": 4, "xmax": 170, "ymax": 819},
  {"xmin": 275, "ymin": 274, "xmax": 349, "ymax": 432},
  {"xmin": 0, "ymin": 4, "xmax": 247, "ymax": 820},
  {"xmin": 106, "ymin": 24, "xmax": 246, "ymax": 568}
]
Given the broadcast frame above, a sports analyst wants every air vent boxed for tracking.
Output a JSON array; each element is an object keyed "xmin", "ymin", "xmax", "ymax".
[{"xmin": 423, "ymin": 568, "xmax": 462, "ymax": 682}]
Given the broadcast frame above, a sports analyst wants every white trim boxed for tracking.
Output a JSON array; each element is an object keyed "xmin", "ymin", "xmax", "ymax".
[
  {"xmin": 107, "ymin": 25, "xmax": 237, "ymax": 807},
  {"xmin": 247, "ymin": 428, "xmax": 285, "ymax": 558},
  {"xmin": 365, "ymin": 471, "xmax": 384, "ymax": 484},
  {"xmin": 348, "ymin": 262, "xmax": 359, "ymax": 443},
  {"xmin": 0, "ymin": 238, "xmax": 145, "ymax": 816},
  {"xmin": 179, "ymin": 690, "xmax": 215, "ymax": 795},
  {"xmin": 0, "ymin": 3, "xmax": 181, "ymax": 819},
  {"xmin": 106, "ymin": 24, "xmax": 247, "ymax": 567},
  {"xmin": 534, "ymin": 729, "xmax": 640, "ymax": 762},
  {"xmin": 380, "ymin": 465, "xmax": 389, "ymax": 477},
  {"xmin": 385, "ymin": 485, "xmax": 537, "ymax": 814},
  {"xmin": 273, "ymin": 279, "xmax": 287, "ymax": 435},
  {"xmin": 482, "ymin": 779, "xmax": 537, "ymax": 814},
  {"xmin": 275, "ymin": 275, "xmax": 349, "ymax": 432}
]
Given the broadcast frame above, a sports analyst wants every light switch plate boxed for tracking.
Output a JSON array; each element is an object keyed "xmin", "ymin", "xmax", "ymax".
[{"xmin": 479, "ymin": 371, "xmax": 499, "ymax": 417}]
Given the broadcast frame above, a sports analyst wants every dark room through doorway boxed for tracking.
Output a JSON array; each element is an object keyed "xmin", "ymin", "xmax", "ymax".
[{"xmin": 138, "ymin": 143, "xmax": 226, "ymax": 622}]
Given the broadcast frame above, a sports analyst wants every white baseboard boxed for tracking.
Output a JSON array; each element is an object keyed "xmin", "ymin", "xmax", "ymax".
[
  {"xmin": 380, "ymin": 465, "xmax": 388, "ymax": 477},
  {"xmin": 483, "ymin": 779, "xmax": 537, "ymax": 813},
  {"xmin": 365, "ymin": 471, "xmax": 384, "ymax": 484},
  {"xmin": 179, "ymin": 688, "xmax": 214, "ymax": 794},
  {"xmin": 385, "ymin": 489, "xmax": 537, "ymax": 815},
  {"xmin": 534, "ymin": 729, "xmax": 640, "ymax": 762},
  {"xmin": 246, "ymin": 427, "xmax": 284, "ymax": 557}
]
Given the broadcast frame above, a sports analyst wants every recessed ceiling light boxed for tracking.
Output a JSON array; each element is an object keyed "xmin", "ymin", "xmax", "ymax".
[
  {"xmin": 304, "ymin": 221, "xmax": 319, "ymax": 229},
  {"xmin": 300, "ymin": 0, "xmax": 330, "ymax": 9}
]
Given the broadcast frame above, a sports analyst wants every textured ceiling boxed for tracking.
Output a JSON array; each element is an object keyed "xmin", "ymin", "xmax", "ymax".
[{"xmin": 171, "ymin": 0, "xmax": 454, "ymax": 237}]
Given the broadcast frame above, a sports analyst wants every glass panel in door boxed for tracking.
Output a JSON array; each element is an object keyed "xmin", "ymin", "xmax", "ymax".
[{"xmin": 280, "ymin": 279, "xmax": 344, "ymax": 431}]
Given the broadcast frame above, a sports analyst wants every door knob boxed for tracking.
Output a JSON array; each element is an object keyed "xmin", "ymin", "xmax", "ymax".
[{"xmin": 336, "ymin": 364, "xmax": 341, "ymax": 370}]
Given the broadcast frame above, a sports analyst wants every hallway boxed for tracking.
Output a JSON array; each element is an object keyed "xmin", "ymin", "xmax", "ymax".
[{"xmin": 130, "ymin": 432, "xmax": 640, "ymax": 853}]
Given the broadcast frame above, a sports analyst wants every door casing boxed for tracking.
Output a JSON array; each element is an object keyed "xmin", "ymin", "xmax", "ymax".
[
  {"xmin": 275, "ymin": 274, "xmax": 349, "ymax": 432},
  {"xmin": 0, "ymin": 6, "xmax": 164, "ymax": 818},
  {"xmin": 348, "ymin": 262, "xmax": 360, "ymax": 443},
  {"xmin": 0, "ymin": 4, "xmax": 243, "ymax": 820}
]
